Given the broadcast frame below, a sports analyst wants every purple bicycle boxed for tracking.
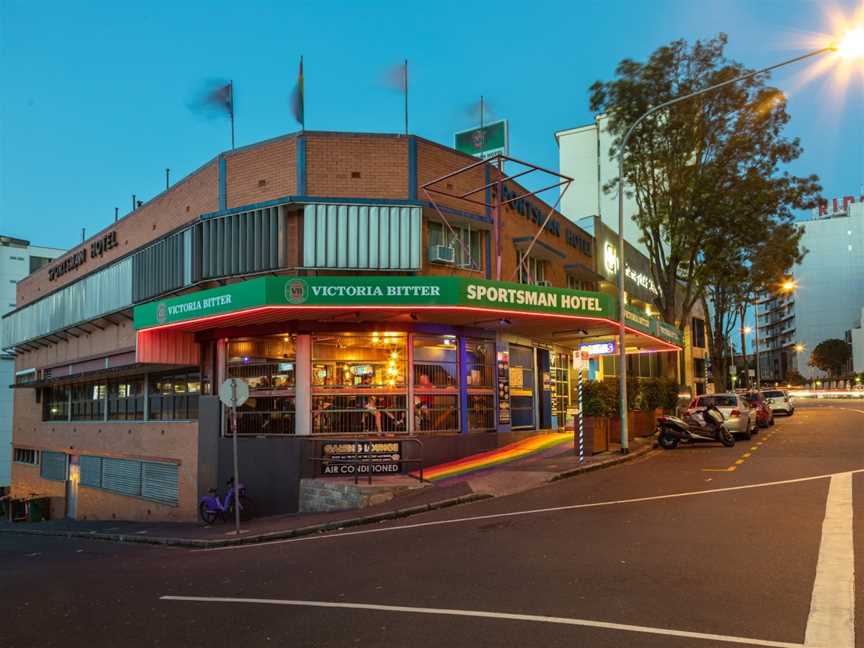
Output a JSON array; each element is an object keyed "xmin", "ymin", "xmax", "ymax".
[{"xmin": 199, "ymin": 477, "xmax": 255, "ymax": 524}]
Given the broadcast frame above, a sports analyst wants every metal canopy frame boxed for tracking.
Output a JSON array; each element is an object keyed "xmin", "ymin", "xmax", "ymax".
[{"xmin": 420, "ymin": 153, "xmax": 573, "ymax": 282}]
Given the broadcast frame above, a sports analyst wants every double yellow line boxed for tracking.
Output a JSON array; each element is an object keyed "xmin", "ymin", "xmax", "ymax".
[{"xmin": 702, "ymin": 430, "xmax": 775, "ymax": 472}]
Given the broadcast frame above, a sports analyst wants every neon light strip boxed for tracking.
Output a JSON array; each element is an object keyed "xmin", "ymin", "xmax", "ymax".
[{"xmin": 137, "ymin": 305, "xmax": 682, "ymax": 351}]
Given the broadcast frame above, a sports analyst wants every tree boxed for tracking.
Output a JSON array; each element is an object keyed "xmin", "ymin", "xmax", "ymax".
[
  {"xmin": 808, "ymin": 339, "xmax": 852, "ymax": 378},
  {"xmin": 784, "ymin": 369, "xmax": 805, "ymax": 386},
  {"xmin": 589, "ymin": 34, "xmax": 819, "ymax": 392}
]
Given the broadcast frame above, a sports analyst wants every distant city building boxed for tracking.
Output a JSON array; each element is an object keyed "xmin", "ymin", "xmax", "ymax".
[
  {"xmin": 759, "ymin": 199, "xmax": 864, "ymax": 381},
  {"xmin": 0, "ymin": 235, "xmax": 65, "ymax": 487}
]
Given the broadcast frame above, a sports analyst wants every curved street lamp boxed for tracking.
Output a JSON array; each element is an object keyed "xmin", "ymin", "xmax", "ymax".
[{"xmin": 615, "ymin": 34, "xmax": 863, "ymax": 452}]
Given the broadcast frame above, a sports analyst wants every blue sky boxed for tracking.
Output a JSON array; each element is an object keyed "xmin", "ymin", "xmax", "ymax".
[{"xmin": 1, "ymin": 0, "xmax": 863, "ymax": 249}]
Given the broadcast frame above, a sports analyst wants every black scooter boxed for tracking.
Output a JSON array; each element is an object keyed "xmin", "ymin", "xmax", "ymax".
[{"xmin": 656, "ymin": 405, "xmax": 735, "ymax": 449}]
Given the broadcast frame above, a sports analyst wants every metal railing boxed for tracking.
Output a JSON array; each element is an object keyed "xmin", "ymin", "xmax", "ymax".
[{"xmin": 308, "ymin": 437, "xmax": 425, "ymax": 485}]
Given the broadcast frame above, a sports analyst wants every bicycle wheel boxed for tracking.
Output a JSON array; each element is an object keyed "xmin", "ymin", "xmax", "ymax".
[{"xmin": 199, "ymin": 502, "xmax": 219, "ymax": 525}]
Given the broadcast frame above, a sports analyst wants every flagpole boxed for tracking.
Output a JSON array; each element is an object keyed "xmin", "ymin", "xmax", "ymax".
[
  {"xmin": 300, "ymin": 56, "xmax": 305, "ymax": 133},
  {"xmin": 480, "ymin": 95, "xmax": 484, "ymax": 132},
  {"xmin": 404, "ymin": 59, "xmax": 409, "ymax": 136},
  {"xmin": 230, "ymin": 80, "xmax": 235, "ymax": 149}
]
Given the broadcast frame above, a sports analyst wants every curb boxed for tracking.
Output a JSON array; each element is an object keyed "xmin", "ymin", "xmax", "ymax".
[
  {"xmin": 0, "ymin": 492, "xmax": 493, "ymax": 549},
  {"xmin": 549, "ymin": 441, "xmax": 654, "ymax": 482}
]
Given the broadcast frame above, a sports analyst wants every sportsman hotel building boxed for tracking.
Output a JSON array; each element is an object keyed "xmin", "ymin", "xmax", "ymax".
[{"xmin": 2, "ymin": 131, "xmax": 681, "ymax": 521}]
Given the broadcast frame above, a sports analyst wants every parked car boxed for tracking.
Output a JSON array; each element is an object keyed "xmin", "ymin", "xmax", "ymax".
[
  {"xmin": 687, "ymin": 393, "xmax": 758, "ymax": 440},
  {"xmin": 743, "ymin": 391, "xmax": 774, "ymax": 428},
  {"xmin": 761, "ymin": 389, "xmax": 795, "ymax": 416}
]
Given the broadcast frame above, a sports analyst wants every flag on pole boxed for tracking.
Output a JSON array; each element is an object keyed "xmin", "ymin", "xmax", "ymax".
[
  {"xmin": 291, "ymin": 56, "xmax": 304, "ymax": 128},
  {"xmin": 384, "ymin": 60, "xmax": 409, "ymax": 135},
  {"xmin": 189, "ymin": 78, "xmax": 235, "ymax": 148}
]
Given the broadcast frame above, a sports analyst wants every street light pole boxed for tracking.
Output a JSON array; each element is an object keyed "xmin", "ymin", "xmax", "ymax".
[{"xmin": 616, "ymin": 46, "xmax": 833, "ymax": 451}]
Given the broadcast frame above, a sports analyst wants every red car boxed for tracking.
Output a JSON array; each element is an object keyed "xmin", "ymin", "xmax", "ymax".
[{"xmin": 743, "ymin": 392, "xmax": 774, "ymax": 428}]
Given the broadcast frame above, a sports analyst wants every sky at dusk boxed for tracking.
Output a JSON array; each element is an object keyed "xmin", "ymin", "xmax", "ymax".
[{"xmin": 1, "ymin": 0, "xmax": 863, "ymax": 250}]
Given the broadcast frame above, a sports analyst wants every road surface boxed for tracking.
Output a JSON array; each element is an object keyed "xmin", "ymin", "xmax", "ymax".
[{"xmin": 3, "ymin": 400, "xmax": 862, "ymax": 647}]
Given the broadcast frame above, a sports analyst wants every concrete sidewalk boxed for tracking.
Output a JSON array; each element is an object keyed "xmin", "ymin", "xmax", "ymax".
[{"xmin": 0, "ymin": 437, "xmax": 654, "ymax": 549}]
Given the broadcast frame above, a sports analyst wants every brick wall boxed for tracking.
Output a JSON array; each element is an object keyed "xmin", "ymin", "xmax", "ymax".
[
  {"xmin": 305, "ymin": 132, "xmax": 408, "ymax": 199},
  {"xmin": 225, "ymin": 136, "xmax": 297, "ymax": 208},
  {"xmin": 16, "ymin": 161, "xmax": 219, "ymax": 305}
]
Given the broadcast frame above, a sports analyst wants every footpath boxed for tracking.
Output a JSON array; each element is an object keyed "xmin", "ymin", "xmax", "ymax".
[{"xmin": 0, "ymin": 436, "xmax": 654, "ymax": 549}]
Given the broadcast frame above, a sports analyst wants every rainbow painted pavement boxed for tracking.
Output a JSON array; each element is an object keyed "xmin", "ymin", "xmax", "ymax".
[{"xmin": 412, "ymin": 432, "xmax": 573, "ymax": 482}]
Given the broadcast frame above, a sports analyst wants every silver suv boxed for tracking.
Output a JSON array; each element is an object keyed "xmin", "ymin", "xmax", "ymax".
[{"xmin": 761, "ymin": 389, "xmax": 794, "ymax": 416}]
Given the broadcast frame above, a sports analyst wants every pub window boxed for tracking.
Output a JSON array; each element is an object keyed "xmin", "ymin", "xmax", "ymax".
[
  {"xmin": 413, "ymin": 335, "xmax": 459, "ymax": 433},
  {"xmin": 517, "ymin": 251, "xmax": 545, "ymax": 285},
  {"xmin": 693, "ymin": 358, "xmax": 706, "ymax": 378},
  {"xmin": 108, "ymin": 377, "xmax": 145, "ymax": 421},
  {"xmin": 428, "ymin": 222, "xmax": 482, "ymax": 270},
  {"xmin": 466, "ymin": 338, "xmax": 496, "ymax": 432},
  {"xmin": 148, "ymin": 371, "xmax": 200, "ymax": 420},
  {"xmin": 70, "ymin": 382, "xmax": 106, "ymax": 421},
  {"xmin": 42, "ymin": 386, "xmax": 69, "ymax": 421},
  {"xmin": 312, "ymin": 333, "xmax": 407, "ymax": 434},
  {"xmin": 227, "ymin": 336, "xmax": 296, "ymax": 435}
]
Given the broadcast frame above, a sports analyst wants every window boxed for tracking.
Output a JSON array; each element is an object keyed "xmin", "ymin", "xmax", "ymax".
[
  {"xmin": 693, "ymin": 358, "xmax": 706, "ymax": 378},
  {"xmin": 13, "ymin": 448, "xmax": 39, "ymax": 465},
  {"xmin": 567, "ymin": 276, "xmax": 587, "ymax": 290},
  {"xmin": 29, "ymin": 255, "xmax": 52, "ymax": 273},
  {"xmin": 691, "ymin": 317, "xmax": 706, "ymax": 348},
  {"xmin": 70, "ymin": 381, "xmax": 106, "ymax": 421},
  {"xmin": 428, "ymin": 221, "xmax": 482, "ymax": 270},
  {"xmin": 517, "ymin": 251, "xmax": 545, "ymax": 284},
  {"xmin": 312, "ymin": 333, "xmax": 407, "ymax": 434},
  {"xmin": 40, "ymin": 451, "xmax": 67, "ymax": 481},
  {"xmin": 91, "ymin": 456, "xmax": 179, "ymax": 506},
  {"xmin": 42, "ymin": 386, "xmax": 69, "ymax": 421},
  {"xmin": 149, "ymin": 372, "xmax": 200, "ymax": 420},
  {"xmin": 466, "ymin": 338, "xmax": 495, "ymax": 432},
  {"xmin": 413, "ymin": 336, "xmax": 459, "ymax": 433},
  {"xmin": 227, "ymin": 336, "xmax": 296, "ymax": 435},
  {"xmin": 108, "ymin": 378, "xmax": 145, "ymax": 420}
]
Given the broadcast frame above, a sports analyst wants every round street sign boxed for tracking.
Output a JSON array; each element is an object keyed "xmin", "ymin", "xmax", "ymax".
[{"xmin": 219, "ymin": 378, "xmax": 250, "ymax": 408}]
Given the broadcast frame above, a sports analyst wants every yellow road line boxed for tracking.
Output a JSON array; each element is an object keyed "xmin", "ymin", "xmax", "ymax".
[
  {"xmin": 742, "ymin": 453, "xmax": 752, "ymax": 458},
  {"xmin": 735, "ymin": 459, "xmax": 745, "ymax": 465},
  {"xmin": 702, "ymin": 467, "xmax": 737, "ymax": 472}
]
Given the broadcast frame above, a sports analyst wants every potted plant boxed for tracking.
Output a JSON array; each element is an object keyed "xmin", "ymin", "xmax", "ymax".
[{"xmin": 581, "ymin": 380, "xmax": 613, "ymax": 454}]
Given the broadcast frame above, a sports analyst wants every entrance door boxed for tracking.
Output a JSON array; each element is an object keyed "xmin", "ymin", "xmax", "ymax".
[
  {"xmin": 66, "ymin": 456, "xmax": 80, "ymax": 519},
  {"xmin": 537, "ymin": 349, "xmax": 552, "ymax": 429},
  {"xmin": 509, "ymin": 345, "xmax": 535, "ymax": 429}
]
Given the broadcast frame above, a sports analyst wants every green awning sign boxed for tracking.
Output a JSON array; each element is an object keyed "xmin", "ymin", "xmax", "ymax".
[
  {"xmin": 133, "ymin": 275, "xmax": 681, "ymax": 346},
  {"xmin": 454, "ymin": 120, "xmax": 508, "ymax": 160}
]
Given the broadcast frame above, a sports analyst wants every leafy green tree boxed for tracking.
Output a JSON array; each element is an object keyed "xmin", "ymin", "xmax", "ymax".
[
  {"xmin": 808, "ymin": 339, "xmax": 852, "ymax": 378},
  {"xmin": 589, "ymin": 34, "xmax": 819, "ymax": 391}
]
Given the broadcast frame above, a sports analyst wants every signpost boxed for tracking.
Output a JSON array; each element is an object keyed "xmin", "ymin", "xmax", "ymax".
[
  {"xmin": 218, "ymin": 377, "xmax": 249, "ymax": 535},
  {"xmin": 572, "ymin": 350, "xmax": 590, "ymax": 462}
]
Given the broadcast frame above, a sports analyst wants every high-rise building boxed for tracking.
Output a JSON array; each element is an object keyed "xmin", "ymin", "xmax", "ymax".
[
  {"xmin": 0, "ymin": 235, "xmax": 65, "ymax": 487},
  {"xmin": 759, "ymin": 198, "xmax": 864, "ymax": 382}
]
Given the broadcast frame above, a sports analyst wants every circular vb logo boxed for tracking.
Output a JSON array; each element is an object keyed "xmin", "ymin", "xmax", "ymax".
[
  {"xmin": 285, "ymin": 279, "xmax": 308, "ymax": 304},
  {"xmin": 156, "ymin": 302, "xmax": 167, "ymax": 324}
]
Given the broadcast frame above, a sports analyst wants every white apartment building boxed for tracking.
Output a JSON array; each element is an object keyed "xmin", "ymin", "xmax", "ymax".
[
  {"xmin": 555, "ymin": 115, "xmax": 644, "ymax": 251},
  {"xmin": 0, "ymin": 235, "xmax": 64, "ymax": 487},
  {"xmin": 762, "ymin": 198, "xmax": 864, "ymax": 381}
]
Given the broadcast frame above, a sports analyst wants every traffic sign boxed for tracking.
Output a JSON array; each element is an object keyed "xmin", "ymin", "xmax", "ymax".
[{"xmin": 219, "ymin": 378, "xmax": 249, "ymax": 408}]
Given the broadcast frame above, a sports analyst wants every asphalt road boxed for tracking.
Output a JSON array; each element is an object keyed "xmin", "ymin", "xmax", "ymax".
[{"xmin": 3, "ymin": 400, "xmax": 863, "ymax": 648}]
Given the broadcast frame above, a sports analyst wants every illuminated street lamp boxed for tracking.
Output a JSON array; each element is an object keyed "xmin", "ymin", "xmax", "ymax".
[
  {"xmin": 795, "ymin": 343, "xmax": 805, "ymax": 353},
  {"xmin": 615, "ymin": 28, "xmax": 863, "ymax": 451}
]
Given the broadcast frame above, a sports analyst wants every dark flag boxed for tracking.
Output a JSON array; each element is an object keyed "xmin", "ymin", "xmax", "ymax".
[
  {"xmin": 291, "ymin": 57, "xmax": 304, "ymax": 128},
  {"xmin": 384, "ymin": 60, "xmax": 408, "ymax": 135},
  {"xmin": 190, "ymin": 78, "xmax": 236, "ymax": 148}
]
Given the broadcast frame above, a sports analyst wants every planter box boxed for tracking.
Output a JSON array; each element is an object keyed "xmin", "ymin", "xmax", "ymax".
[{"xmin": 583, "ymin": 416, "xmax": 610, "ymax": 454}]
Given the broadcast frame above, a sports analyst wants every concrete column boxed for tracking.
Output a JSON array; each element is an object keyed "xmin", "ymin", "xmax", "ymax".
[{"xmin": 295, "ymin": 334, "xmax": 312, "ymax": 436}]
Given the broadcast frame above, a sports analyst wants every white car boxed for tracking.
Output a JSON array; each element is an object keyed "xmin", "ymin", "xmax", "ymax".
[
  {"xmin": 688, "ymin": 393, "xmax": 758, "ymax": 440},
  {"xmin": 761, "ymin": 389, "xmax": 795, "ymax": 416}
]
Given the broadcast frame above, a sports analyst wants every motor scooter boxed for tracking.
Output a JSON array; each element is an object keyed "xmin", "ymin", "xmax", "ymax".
[{"xmin": 656, "ymin": 405, "xmax": 735, "ymax": 449}]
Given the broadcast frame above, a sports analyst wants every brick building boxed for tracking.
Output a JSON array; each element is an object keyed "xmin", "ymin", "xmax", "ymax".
[{"xmin": 2, "ymin": 132, "xmax": 680, "ymax": 521}]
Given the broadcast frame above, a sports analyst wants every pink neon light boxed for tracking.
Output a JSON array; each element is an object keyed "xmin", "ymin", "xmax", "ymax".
[{"xmin": 137, "ymin": 304, "xmax": 682, "ymax": 352}]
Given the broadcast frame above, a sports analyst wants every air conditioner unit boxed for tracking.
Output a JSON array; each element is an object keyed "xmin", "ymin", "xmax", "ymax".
[
  {"xmin": 428, "ymin": 245, "xmax": 455, "ymax": 264},
  {"xmin": 533, "ymin": 279, "xmax": 551, "ymax": 287}
]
